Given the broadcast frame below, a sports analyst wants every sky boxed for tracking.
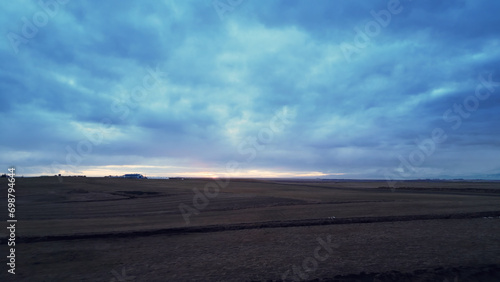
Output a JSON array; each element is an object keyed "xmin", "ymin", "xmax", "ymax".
[{"xmin": 1, "ymin": 0, "xmax": 499, "ymax": 179}]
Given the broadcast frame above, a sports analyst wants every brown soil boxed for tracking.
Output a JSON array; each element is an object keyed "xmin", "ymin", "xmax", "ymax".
[{"xmin": 1, "ymin": 177, "xmax": 500, "ymax": 281}]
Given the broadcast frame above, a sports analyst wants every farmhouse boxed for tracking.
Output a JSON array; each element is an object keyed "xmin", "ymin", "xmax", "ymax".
[{"xmin": 122, "ymin": 173, "xmax": 145, "ymax": 179}]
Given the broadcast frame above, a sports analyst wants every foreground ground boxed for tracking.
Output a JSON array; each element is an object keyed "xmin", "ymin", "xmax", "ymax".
[{"xmin": 1, "ymin": 177, "xmax": 500, "ymax": 281}]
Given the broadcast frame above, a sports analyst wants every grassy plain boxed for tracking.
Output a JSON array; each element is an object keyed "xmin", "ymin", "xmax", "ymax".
[{"xmin": 1, "ymin": 177, "xmax": 500, "ymax": 281}]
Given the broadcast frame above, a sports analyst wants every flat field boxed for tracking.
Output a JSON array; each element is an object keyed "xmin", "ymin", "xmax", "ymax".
[{"xmin": 1, "ymin": 177, "xmax": 500, "ymax": 281}]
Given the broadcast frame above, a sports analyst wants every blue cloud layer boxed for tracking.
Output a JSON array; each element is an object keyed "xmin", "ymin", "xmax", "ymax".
[{"xmin": 1, "ymin": 0, "xmax": 499, "ymax": 179}]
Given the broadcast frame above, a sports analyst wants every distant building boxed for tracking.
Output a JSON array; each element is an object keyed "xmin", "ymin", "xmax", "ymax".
[
  {"xmin": 122, "ymin": 173, "xmax": 145, "ymax": 179},
  {"xmin": 169, "ymin": 177, "xmax": 184, "ymax": 180}
]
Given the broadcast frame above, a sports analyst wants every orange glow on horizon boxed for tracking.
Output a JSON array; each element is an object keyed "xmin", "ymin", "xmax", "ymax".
[{"xmin": 45, "ymin": 165, "xmax": 341, "ymax": 179}]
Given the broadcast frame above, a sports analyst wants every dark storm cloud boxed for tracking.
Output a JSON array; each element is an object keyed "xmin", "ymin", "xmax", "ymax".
[{"xmin": 1, "ymin": 0, "xmax": 499, "ymax": 178}]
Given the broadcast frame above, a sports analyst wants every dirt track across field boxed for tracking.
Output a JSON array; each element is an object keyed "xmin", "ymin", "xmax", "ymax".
[{"xmin": 5, "ymin": 210, "xmax": 500, "ymax": 244}]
